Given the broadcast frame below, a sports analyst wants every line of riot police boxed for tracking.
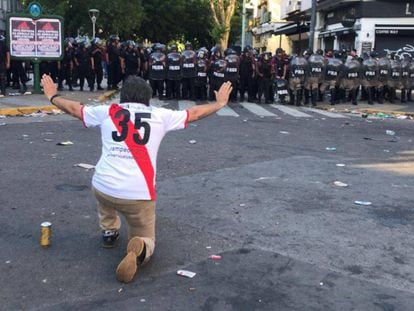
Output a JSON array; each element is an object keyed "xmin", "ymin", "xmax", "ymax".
[{"xmin": 285, "ymin": 48, "xmax": 414, "ymax": 106}]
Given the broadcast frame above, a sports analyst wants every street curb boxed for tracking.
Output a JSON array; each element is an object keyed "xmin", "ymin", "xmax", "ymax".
[
  {"xmin": 0, "ymin": 90, "xmax": 118, "ymax": 116},
  {"xmin": 314, "ymin": 105, "xmax": 414, "ymax": 117}
]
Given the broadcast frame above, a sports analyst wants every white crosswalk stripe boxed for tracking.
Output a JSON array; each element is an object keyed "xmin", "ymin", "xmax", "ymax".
[
  {"xmin": 301, "ymin": 107, "xmax": 348, "ymax": 118},
  {"xmin": 270, "ymin": 104, "xmax": 313, "ymax": 118},
  {"xmin": 240, "ymin": 102, "xmax": 277, "ymax": 117},
  {"xmin": 178, "ymin": 100, "xmax": 196, "ymax": 110},
  {"xmin": 217, "ymin": 105, "xmax": 240, "ymax": 117},
  {"xmin": 150, "ymin": 98, "xmax": 169, "ymax": 108}
]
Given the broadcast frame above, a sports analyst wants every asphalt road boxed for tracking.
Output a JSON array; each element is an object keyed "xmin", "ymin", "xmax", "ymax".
[{"xmin": 1, "ymin": 100, "xmax": 413, "ymax": 311}]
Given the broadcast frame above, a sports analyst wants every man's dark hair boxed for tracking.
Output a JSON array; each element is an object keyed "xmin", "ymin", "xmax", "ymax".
[{"xmin": 120, "ymin": 76, "xmax": 152, "ymax": 106}]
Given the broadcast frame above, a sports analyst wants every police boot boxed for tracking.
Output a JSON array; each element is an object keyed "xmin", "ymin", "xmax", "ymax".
[
  {"xmin": 296, "ymin": 90, "xmax": 302, "ymax": 106},
  {"xmin": 20, "ymin": 83, "xmax": 27, "ymax": 94},
  {"xmin": 377, "ymin": 87, "xmax": 384, "ymax": 104},
  {"xmin": 304, "ymin": 89, "xmax": 310, "ymax": 105},
  {"xmin": 401, "ymin": 89, "xmax": 407, "ymax": 103},
  {"xmin": 367, "ymin": 87, "xmax": 374, "ymax": 105},
  {"xmin": 408, "ymin": 89, "xmax": 413, "ymax": 102},
  {"xmin": 288, "ymin": 90, "xmax": 294, "ymax": 105},
  {"xmin": 389, "ymin": 88, "xmax": 396, "ymax": 103},
  {"xmin": 351, "ymin": 89, "xmax": 358, "ymax": 105},
  {"xmin": 330, "ymin": 89, "xmax": 335, "ymax": 105},
  {"xmin": 311, "ymin": 90, "xmax": 317, "ymax": 107}
]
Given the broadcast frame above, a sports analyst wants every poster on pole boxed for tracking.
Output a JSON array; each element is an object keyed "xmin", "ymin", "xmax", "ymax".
[{"xmin": 9, "ymin": 16, "xmax": 62, "ymax": 59}]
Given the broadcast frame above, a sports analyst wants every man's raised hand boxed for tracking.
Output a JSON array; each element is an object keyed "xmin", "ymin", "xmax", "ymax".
[
  {"xmin": 215, "ymin": 81, "xmax": 233, "ymax": 107},
  {"xmin": 41, "ymin": 74, "xmax": 57, "ymax": 100}
]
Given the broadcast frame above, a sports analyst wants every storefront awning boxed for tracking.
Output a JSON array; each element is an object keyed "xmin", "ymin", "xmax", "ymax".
[
  {"xmin": 375, "ymin": 24, "xmax": 414, "ymax": 36},
  {"xmin": 318, "ymin": 27, "xmax": 354, "ymax": 38},
  {"xmin": 273, "ymin": 22, "xmax": 310, "ymax": 36}
]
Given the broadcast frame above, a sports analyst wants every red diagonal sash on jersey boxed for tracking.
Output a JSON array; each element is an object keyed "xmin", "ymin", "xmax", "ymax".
[{"xmin": 109, "ymin": 104, "xmax": 156, "ymax": 200}]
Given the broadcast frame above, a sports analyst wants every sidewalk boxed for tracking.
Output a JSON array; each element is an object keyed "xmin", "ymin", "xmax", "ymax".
[{"xmin": 0, "ymin": 88, "xmax": 117, "ymax": 116}]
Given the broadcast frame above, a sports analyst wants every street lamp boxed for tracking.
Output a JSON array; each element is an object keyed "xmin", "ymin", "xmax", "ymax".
[
  {"xmin": 88, "ymin": 9, "xmax": 100, "ymax": 38},
  {"xmin": 241, "ymin": 0, "xmax": 247, "ymax": 49}
]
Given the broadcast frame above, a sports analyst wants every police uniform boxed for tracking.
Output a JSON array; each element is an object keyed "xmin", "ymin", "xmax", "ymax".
[
  {"xmin": 360, "ymin": 56, "xmax": 379, "ymax": 105},
  {"xmin": 149, "ymin": 46, "xmax": 167, "ymax": 98},
  {"xmin": 59, "ymin": 43, "xmax": 74, "ymax": 91},
  {"xmin": 224, "ymin": 49, "xmax": 240, "ymax": 102},
  {"xmin": 108, "ymin": 38, "xmax": 122, "ymax": 90},
  {"xmin": 166, "ymin": 49, "xmax": 182, "ymax": 100},
  {"xmin": 320, "ymin": 56, "xmax": 342, "ymax": 105},
  {"xmin": 288, "ymin": 56, "xmax": 307, "ymax": 106},
  {"xmin": 256, "ymin": 53, "xmax": 274, "ymax": 104},
  {"xmin": 306, "ymin": 53, "xmax": 325, "ymax": 106},
  {"xmin": 181, "ymin": 49, "xmax": 197, "ymax": 99},
  {"xmin": 194, "ymin": 49, "xmax": 208, "ymax": 101},
  {"xmin": 340, "ymin": 57, "xmax": 360, "ymax": 105}
]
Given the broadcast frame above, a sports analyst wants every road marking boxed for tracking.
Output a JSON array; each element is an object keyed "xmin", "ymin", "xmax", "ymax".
[
  {"xmin": 217, "ymin": 105, "xmax": 239, "ymax": 117},
  {"xmin": 240, "ymin": 102, "xmax": 277, "ymax": 117},
  {"xmin": 270, "ymin": 104, "xmax": 313, "ymax": 118},
  {"xmin": 301, "ymin": 107, "xmax": 347, "ymax": 118},
  {"xmin": 151, "ymin": 98, "xmax": 169, "ymax": 108},
  {"xmin": 178, "ymin": 100, "xmax": 196, "ymax": 110}
]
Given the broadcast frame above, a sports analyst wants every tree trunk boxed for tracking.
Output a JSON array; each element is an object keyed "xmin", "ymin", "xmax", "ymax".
[{"xmin": 208, "ymin": 0, "xmax": 237, "ymax": 49}]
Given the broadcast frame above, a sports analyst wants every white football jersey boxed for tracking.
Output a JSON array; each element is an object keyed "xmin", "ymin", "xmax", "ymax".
[{"xmin": 82, "ymin": 103, "xmax": 189, "ymax": 200}]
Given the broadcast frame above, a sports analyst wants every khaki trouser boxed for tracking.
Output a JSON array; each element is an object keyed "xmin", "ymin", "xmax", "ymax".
[
  {"xmin": 92, "ymin": 187, "xmax": 155, "ymax": 263},
  {"xmin": 340, "ymin": 78, "xmax": 359, "ymax": 90},
  {"xmin": 320, "ymin": 80, "xmax": 337, "ymax": 92},
  {"xmin": 289, "ymin": 77, "xmax": 303, "ymax": 91},
  {"xmin": 305, "ymin": 77, "xmax": 320, "ymax": 90}
]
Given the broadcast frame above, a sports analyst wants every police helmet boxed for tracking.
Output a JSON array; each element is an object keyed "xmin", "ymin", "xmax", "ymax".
[
  {"xmin": 316, "ymin": 49, "xmax": 324, "ymax": 56},
  {"xmin": 169, "ymin": 44, "xmax": 178, "ymax": 52},
  {"xmin": 127, "ymin": 40, "xmax": 135, "ymax": 48},
  {"xmin": 303, "ymin": 49, "xmax": 313, "ymax": 57},
  {"xmin": 109, "ymin": 35, "xmax": 120, "ymax": 42},
  {"xmin": 224, "ymin": 48, "xmax": 236, "ymax": 56},
  {"xmin": 91, "ymin": 37, "xmax": 101, "ymax": 46},
  {"xmin": 184, "ymin": 41, "xmax": 192, "ymax": 50},
  {"xmin": 0, "ymin": 35, "xmax": 5, "ymax": 42},
  {"xmin": 243, "ymin": 45, "xmax": 252, "ymax": 53}
]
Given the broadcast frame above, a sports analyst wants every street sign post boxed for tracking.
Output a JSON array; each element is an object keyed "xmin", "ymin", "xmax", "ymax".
[{"xmin": 6, "ymin": 2, "xmax": 64, "ymax": 94}]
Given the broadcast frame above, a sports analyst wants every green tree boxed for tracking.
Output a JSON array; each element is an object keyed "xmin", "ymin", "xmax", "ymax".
[{"xmin": 207, "ymin": 0, "xmax": 238, "ymax": 49}]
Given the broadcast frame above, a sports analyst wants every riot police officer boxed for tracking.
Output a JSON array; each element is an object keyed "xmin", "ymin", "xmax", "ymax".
[
  {"xmin": 239, "ymin": 46, "xmax": 255, "ymax": 102},
  {"xmin": 306, "ymin": 50, "xmax": 325, "ymax": 106},
  {"xmin": 107, "ymin": 35, "xmax": 122, "ymax": 90},
  {"xmin": 400, "ymin": 54, "xmax": 410, "ymax": 102},
  {"xmin": 272, "ymin": 48, "xmax": 288, "ymax": 104},
  {"xmin": 194, "ymin": 47, "xmax": 209, "ymax": 101},
  {"xmin": 148, "ymin": 43, "xmax": 167, "ymax": 98},
  {"xmin": 209, "ymin": 46, "xmax": 227, "ymax": 101},
  {"xmin": 256, "ymin": 52, "xmax": 274, "ymax": 104},
  {"xmin": 166, "ymin": 44, "xmax": 181, "ymax": 100},
  {"xmin": 377, "ymin": 53, "xmax": 391, "ymax": 104},
  {"xmin": 90, "ymin": 38, "xmax": 104, "ymax": 90},
  {"xmin": 181, "ymin": 42, "xmax": 197, "ymax": 100},
  {"xmin": 387, "ymin": 53, "xmax": 402, "ymax": 103},
  {"xmin": 360, "ymin": 51, "xmax": 379, "ymax": 105},
  {"xmin": 320, "ymin": 50, "xmax": 342, "ymax": 105},
  {"xmin": 122, "ymin": 40, "xmax": 140, "ymax": 81},
  {"xmin": 58, "ymin": 38, "xmax": 74, "ymax": 91},
  {"xmin": 0, "ymin": 35, "xmax": 10, "ymax": 97},
  {"xmin": 340, "ymin": 55, "xmax": 361, "ymax": 105},
  {"xmin": 288, "ymin": 54, "xmax": 308, "ymax": 106},
  {"xmin": 408, "ymin": 57, "xmax": 414, "ymax": 102},
  {"xmin": 75, "ymin": 38, "xmax": 94, "ymax": 91},
  {"xmin": 224, "ymin": 48, "xmax": 239, "ymax": 102}
]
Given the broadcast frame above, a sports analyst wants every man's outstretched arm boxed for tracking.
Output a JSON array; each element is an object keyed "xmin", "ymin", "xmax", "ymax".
[
  {"xmin": 41, "ymin": 74, "xmax": 83, "ymax": 120},
  {"xmin": 187, "ymin": 81, "xmax": 233, "ymax": 123}
]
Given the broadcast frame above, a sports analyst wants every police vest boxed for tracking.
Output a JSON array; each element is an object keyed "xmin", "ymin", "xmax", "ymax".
[
  {"xmin": 213, "ymin": 59, "xmax": 226, "ymax": 79},
  {"xmin": 225, "ymin": 54, "xmax": 239, "ymax": 80},
  {"xmin": 167, "ymin": 52, "xmax": 181, "ymax": 80},
  {"xmin": 149, "ymin": 52, "xmax": 166, "ymax": 80},
  {"xmin": 182, "ymin": 50, "xmax": 196, "ymax": 78}
]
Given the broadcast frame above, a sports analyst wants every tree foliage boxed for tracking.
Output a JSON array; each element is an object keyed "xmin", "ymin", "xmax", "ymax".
[{"xmin": 18, "ymin": 0, "xmax": 241, "ymax": 47}]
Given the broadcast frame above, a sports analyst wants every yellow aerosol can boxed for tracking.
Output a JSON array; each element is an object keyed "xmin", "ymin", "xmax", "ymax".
[{"xmin": 40, "ymin": 222, "xmax": 52, "ymax": 248}]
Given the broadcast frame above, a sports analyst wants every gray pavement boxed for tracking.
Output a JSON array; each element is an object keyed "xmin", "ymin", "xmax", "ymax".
[{"xmin": 1, "ymin": 99, "xmax": 414, "ymax": 310}]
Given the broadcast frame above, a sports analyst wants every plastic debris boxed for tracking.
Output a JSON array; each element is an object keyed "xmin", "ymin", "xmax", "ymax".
[
  {"xmin": 189, "ymin": 288, "xmax": 196, "ymax": 291},
  {"xmin": 336, "ymin": 163, "xmax": 346, "ymax": 167},
  {"xmin": 74, "ymin": 163, "xmax": 95, "ymax": 170},
  {"xmin": 0, "ymin": 122, "xmax": 6, "ymax": 126},
  {"xmin": 42, "ymin": 279, "xmax": 48, "ymax": 283},
  {"xmin": 320, "ymin": 282, "xmax": 324, "ymax": 286},
  {"xmin": 209, "ymin": 255, "xmax": 222, "ymax": 260},
  {"xmin": 118, "ymin": 288, "xmax": 123, "ymax": 293},
  {"xmin": 279, "ymin": 131, "xmax": 290, "ymax": 135},
  {"xmin": 386, "ymin": 130, "xmax": 396, "ymax": 136},
  {"xmin": 44, "ymin": 138, "xmax": 53, "ymax": 142},
  {"xmin": 206, "ymin": 246, "xmax": 212, "ymax": 249},
  {"xmin": 354, "ymin": 201, "xmax": 372, "ymax": 206},
  {"xmin": 140, "ymin": 299, "xmax": 146, "ymax": 302},
  {"xmin": 326, "ymin": 147, "xmax": 336, "ymax": 151},
  {"xmin": 177, "ymin": 270, "xmax": 196, "ymax": 278},
  {"xmin": 5, "ymin": 260, "xmax": 11, "ymax": 264},
  {"xmin": 57, "ymin": 141, "xmax": 74, "ymax": 146},
  {"xmin": 333, "ymin": 181, "xmax": 348, "ymax": 187},
  {"xmin": 189, "ymin": 140, "xmax": 197, "ymax": 144}
]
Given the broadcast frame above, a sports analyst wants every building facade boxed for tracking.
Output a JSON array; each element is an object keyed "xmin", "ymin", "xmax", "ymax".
[
  {"xmin": 250, "ymin": 0, "xmax": 290, "ymax": 54},
  {"xmin": 0, "ymin": 0, "xmax": 22, "ymax": 33}
]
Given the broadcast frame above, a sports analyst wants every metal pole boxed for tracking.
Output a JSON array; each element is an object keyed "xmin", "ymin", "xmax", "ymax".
[
  {"xmin": 241, "ymin": 0, "xmax": 246, "ymax": 49},
  {"xmin": 33, "ymin": 59, "xmax": 41, "ymax": 94},
  {"xmin": 93, "ymin": 20, "xmax": 95, "ymax": 38},
  {"xmin": 309, "ymin": 0, "xmax": 317, "ymax": 51}
]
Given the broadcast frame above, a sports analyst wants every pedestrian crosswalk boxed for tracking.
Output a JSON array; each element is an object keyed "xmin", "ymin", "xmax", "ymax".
[{"xmin": 149, "ymin": 99, "xmax": 348, "ymax": 119}]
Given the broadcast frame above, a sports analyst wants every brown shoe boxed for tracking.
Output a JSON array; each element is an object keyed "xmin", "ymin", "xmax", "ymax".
[{"xmin": 116, "ymin": 237, "xmax": 145, "ymax": 283}]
